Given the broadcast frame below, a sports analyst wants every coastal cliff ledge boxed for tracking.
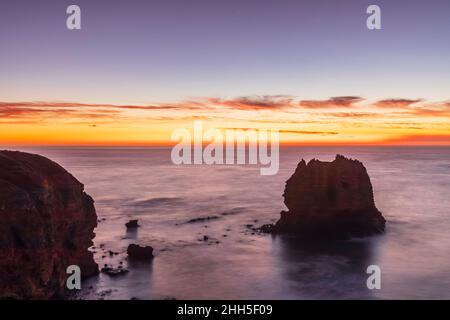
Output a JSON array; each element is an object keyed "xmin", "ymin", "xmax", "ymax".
[{"xmin": 0, "ymin": 150, "xmax": 98, "ymax": 299}]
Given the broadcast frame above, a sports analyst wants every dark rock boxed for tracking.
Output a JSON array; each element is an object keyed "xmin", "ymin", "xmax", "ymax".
[
  {"xmin": 127, "ymin": 244, "xmax": 154, "ymax": 260},
  {"xmin": 101, "ymin": 266, "xmax": 129, "ymax": 277},
  {"xmin": 203, "ymin": 235, "xmax": 209, "ymax": 241},
  {"xmin": 0, "ymin": 150, "xmax": 98, "ymax": 299},
  {"xmin": 264, "ymin": 155, "xmax": 385, "ymax": 240},
  {"xmin": 186, "ymin": 216, "xmax": 219, "ymax": 223},
  {"xmin": 125, "ymin": 219, "xmax": 139, "ymax": 229},
  {"xmin": 259, "ymin": 224, "xmax": 275, "ymax": 233}
]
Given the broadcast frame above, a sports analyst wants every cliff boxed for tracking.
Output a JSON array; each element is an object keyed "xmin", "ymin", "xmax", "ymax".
[
  {"xmin": 266, "ymin": 155, "xmax": 385, "ymax": 240},
  {"xmin": 0, "ymin": 150, "xmax": 98, "ymax": 299}
]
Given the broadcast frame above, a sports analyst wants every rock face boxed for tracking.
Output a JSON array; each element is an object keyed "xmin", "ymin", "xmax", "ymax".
[
  {"xmin": 0, "ymin": 150, "xmax": 98, "ymax": 299},
  {"xmin": 266, "ymin": 155, "xmax": 385, "ymax": 240}
]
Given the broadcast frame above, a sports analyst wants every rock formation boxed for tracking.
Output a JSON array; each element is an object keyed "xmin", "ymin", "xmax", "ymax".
[
  {"xmin": 263, "ymin": 155, "xmax": 385, "ymax": 240},
  {"xmin": 125, "ymin": 219, "xmax": 139, "ymax": 229},
  {"xmin": 127, "ymin": 244, "xmax": 154, "ymax": 260},
  {"xmin": 0, "ymin": 150, "xmax": 98, "ymax": 299}
]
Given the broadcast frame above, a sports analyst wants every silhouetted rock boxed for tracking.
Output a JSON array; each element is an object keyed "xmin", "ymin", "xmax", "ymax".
[
  {"xmin": 265, "ymin": 155, "xmax": 385, "ymax": 240},
  {"xmin": 0, "ymin": 150, "xmax": 98, "ymax": 299},
  {"xmin": 125, "ymin": 219, "xmax": 139, "ymax": 229},
  {"xmin": 127, "ymin": 244, "xmax": 154, "ymax": 260}
]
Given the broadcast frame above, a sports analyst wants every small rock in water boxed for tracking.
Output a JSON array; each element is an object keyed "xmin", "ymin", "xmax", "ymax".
[
  {"xmin": 186, "ymin": 216, "xmax": 219, "ymax": 223},
  {"xmin": 127, "ymin": 244, "xmax": 154, "ymax": 260},
  {"xmin": 125, "ymin": 219, "xmax": 139, "ymax": 229}
]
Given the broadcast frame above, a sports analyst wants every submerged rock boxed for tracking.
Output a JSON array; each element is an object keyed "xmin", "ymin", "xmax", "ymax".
[
  {"xmin": 127, "ymin": 244, "xmax": 154, "ymax": 260},
  {"xmin": 265, "ymin": 155, "xmax": 385, "ymax": 240},
  {"xmin": 0, "ymin": 150, "xmax": 98, "ymax": 299}
]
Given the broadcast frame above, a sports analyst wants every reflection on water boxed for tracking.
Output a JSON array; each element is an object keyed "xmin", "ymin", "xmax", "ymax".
[
  {"xmin": 12, "ymin": 146, "xmax": 450, "ymax": 299},
  {"xmin": 273, "ymin": 236, "xmax": 376, "ymax": 299}
]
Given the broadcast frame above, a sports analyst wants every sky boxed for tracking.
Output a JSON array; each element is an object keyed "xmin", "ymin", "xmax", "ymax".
[{"xmin": 0, "ymin": 0, "xmax": 450, "ymax": 146}]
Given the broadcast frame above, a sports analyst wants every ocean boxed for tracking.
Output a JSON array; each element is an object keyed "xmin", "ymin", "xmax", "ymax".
[{"xmin": 12, "ymin": 146, "xmax": 450, "ymax": 299}]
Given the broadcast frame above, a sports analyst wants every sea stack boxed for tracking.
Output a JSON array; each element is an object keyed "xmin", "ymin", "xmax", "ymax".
[
  {"xmin": 264, "ymin": 155, "xmax": 385, "ymax": 240},
  {"xmin": 0, "ymin": 150, "xmax": 98, "ymax": 299}
]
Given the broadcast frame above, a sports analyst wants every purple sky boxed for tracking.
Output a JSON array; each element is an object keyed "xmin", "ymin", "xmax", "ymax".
[{"xmin": 1, "ymin": 0, "xmax": 449, "ymax": 104}]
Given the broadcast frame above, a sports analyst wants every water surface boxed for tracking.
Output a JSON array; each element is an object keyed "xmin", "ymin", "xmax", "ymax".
[{"xmin": 14, "ymin": 146, "xmax": 450, "ymax": 299}]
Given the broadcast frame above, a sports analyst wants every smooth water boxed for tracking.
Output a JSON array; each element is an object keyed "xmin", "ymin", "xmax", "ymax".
[{"xmin": 13, "ymin": 146, "xmax": 450, "ymax": 299}]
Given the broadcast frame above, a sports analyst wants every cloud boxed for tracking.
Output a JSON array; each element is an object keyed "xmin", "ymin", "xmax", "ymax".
[
  {"xmin": 2, "ymin": 97, "xmax": 450, "ymax": 125},
  {"xmin": 0, "ymin": 101, "xmax": 206, "ymax": 112},
  {"xmin": 406, "ymin": 104, "xmax": 450, "ymax": 117},
  {"xmin": 208, "ymin": 95, "xmax": 295, "ymax": 110},
  {"xmin": 0, "ymin": 102, "xmax": 123, "ymax": 123},
  {"xmin": 299, "ymin": 96, "xmax": 363, "ymax": 109},
  {"xmin": 371, "ymin": 99, "xmax": 450, "ymax": 117},
  {"xmin": 324, "ymin": 112, "xmax": 381, "ymax": 118},
  {"xmin": 374, "ymin": 99, "xmax": 423, "ymax": 108},
  {"xmin": 279, "ymin": 130, "xmax": 338, "ymax": 135},
  {"xmin": 222, "ymin": 127, "xmax": 338, "ymax": 135}
]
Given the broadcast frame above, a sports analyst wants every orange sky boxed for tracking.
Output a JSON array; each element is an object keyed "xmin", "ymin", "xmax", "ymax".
[{"xmin": 1, "ymin": 96, "xmax": 450, "ymax": 146}]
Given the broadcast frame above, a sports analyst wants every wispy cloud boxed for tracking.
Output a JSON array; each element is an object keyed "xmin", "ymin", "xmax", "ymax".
[
  {"xmin": 222, "ymin": 127, "xmax": 338, "ymax": 135},
  {"xmin": 374, "ymin": 98, "xmax": 423, "ymax": 108},
  {"xmin": 208, "ymin": 95, "xmax": 295, "ymax": 110},
  {"xmin": 279, "ymin": 130, "xmax": 338, "ymax": 135},
  {"xmin": 323, "ymin": 112, "xmax": 381, "ymax": 118},
  {"xmin": 299, "ymin": 96, "xmax": 364, "ymax": 109},
  {"xmin": 372, "ymin": 99, "xmax": 450, "ymax": 117},
  {"xmin": 2, "ymin": 97, "xmax": 450, "ymax": 127},
  {"xmin": 1, "ymin": 96, "xmax": 450, "ymax": 145}
]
